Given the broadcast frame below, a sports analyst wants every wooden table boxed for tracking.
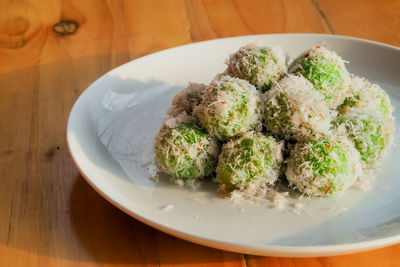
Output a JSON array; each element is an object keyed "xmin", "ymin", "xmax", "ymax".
[{"xmin": 1, "ymin": 0, "xmax": 400, "ymax": 266}]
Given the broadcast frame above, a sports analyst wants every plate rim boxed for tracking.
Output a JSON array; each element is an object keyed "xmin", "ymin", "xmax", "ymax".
[{"xmin": 67, "ymin": 33, "xmax": 400, "ymax": 257}]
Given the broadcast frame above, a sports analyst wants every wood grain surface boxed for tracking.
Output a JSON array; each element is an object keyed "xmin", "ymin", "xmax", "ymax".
[{"xmin": 0, "ymin": 0, "xmax": 400, "ymax": 266}]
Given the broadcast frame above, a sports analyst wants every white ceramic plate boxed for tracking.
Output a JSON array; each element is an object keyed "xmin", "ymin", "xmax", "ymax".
[{"xmin": 67, "ymin": 34, "xmax": 400, "ymax": 257}]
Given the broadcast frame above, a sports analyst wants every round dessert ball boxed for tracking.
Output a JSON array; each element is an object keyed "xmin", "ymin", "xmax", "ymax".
[
  {"xmin": 263, "ymin": 74, "xmax": 334, "ymax": 141},
  {"xmin": 334, "ymin": 108, "xmax": 394, "ymax": 169},
  {"xmin": 167, "ymin": 82, "xmax": 206, "ymax": 117},
  {"xmin": 196, "ymin": 75, "xmax": 261, "ymax": 140},
  {"xmin": 289, "ymin": 46, "xmax": 350, "ymax": 108},
  {"xmin": 216, "ymin": 132, "xmax": 284, "ymax": 192},
  {"xmin": 226, "ymin": 44, "xmax": 287, "ymax": 92},
  {"xmin": 286, "ymin": 135, "xmax": 362, "ymax": 196},
  {"xmin": 154, "ymin": 115, "xmax": 220, "ymax": 180},
  {"xmin": 338, "ymin": 76, "xmax": 393, "ymax": 120}
]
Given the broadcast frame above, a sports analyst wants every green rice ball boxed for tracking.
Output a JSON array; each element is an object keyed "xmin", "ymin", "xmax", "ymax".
[
  {"xmin": 286, "ymin": 135, "xmax": 362, "ymax": 196},
  {"xmin": 334, "ymin": 108, "xmax": 394, "ymax": 169},
  {"xmin": 263, "ymin": 74, "xmax": 335, "ymax": 140},
  {"xmin": 226, "ymin": 44, "xmax": 287, "ymax": 92},
  {"xmin": 167, "ymin": 82, "xmax": 206, "ymax": 117},
  {"xmin": 289, "ymin": 46, "xmax": 350, "ymax": 108},
  {"xmin": 216, "ymin": 132, "xmax": 284, "ymax": 192},
  {"xmin": 154, "ymin": 115, "xmax": 220, "ymax": 180},
  {"xmin": 196, "ymin": 75, "xmax": 261, "ymax": 140},
  {"xmin": 338, "ymin": 76, "xmax": 393, "ymax": 120}
]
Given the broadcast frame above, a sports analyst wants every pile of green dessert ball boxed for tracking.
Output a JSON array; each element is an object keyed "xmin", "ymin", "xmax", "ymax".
[{"xmin": 154, "ymin": 44, "xmax": 395, "ymax": 197}]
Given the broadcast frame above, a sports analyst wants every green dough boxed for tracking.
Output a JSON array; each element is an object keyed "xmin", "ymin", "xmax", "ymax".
[
  {"xmin": 216, "ymin": 132, "xmax": 283, "ymax": 191},
  {"xmin": 154, "ymin": 116, "xmax": 220, "ymax": 180},
  {"xmin": 289, "ymin": 46, "xmax": 350, "ymax": 108},
  {"xmin": 334, "ymin": 108, "xmax": 394, "ymax": 169},
  {"xmin": 263, "ymin": 74, "xmax": 334, "ymax": 141},
  {"xmin": 286, "ymin": 135, "xmax": 362, "ymax": 196},
  {"xmin": 226, "ymin": 44, "xmax": 287, "ymax": 92},
  {"xmin": 167, "ymin": 82, "xmax": 206, "ymax": 117},
  {"xmin": 197, "ymin": 75, "xmax": 261, "ymax": 140},
  {"xmin": 338, "ymin": 76, "xmax": 393, "ymax": 120}
]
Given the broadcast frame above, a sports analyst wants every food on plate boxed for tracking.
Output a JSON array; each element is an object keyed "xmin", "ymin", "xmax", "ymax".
[
  {"xmin": 289, "ymin": 46, "xmax": 350, "ymax": 108},
  {"xmin": 226, "ymin": 44, "xmax": 287, "ymax": 92},
  {"xmin": 195, "ymin": 75, "xmax": 261, "ymax": 140},
  {"xmin": 154, "ymin": 115, "xmax": 220, "ymax": 180},
  {"xmin": 154, "ymin": 43, "xmax": 395, "ymax": 203},
  {"xmin": 216, "ymin": 132, "xmax": 283, "ymax": 191},
  {"xmin": 262, "ymin": 74, "xmax": 334, "ymax": 140},
  {"xmin": 338, "ymin": 76, "xmax": 393, "ymax": 120},
  {"xmin": 286, "ymin": 135, "xmax": 362, "ymax": 197},
  {"xmin": 167, "ymin": 82, "xmax": 206, "ymax": 117},
  {"xmin": 334, "ymin": 108, "xmax": 394, "ymax": 170}
]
